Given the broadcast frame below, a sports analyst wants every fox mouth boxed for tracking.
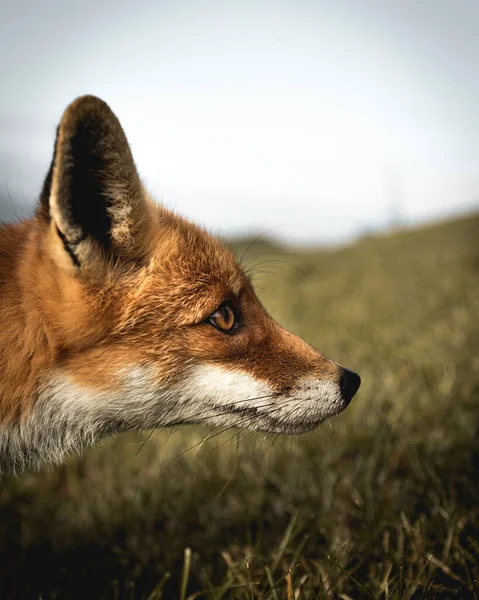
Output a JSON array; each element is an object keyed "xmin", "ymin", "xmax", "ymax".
[
  {"xmin": 172, "ymin": 365, "xmax": 360, "ymax": 435},
  {"xmin": 201, "ymin": 401, "xmax": 343, "ymax": 435}
]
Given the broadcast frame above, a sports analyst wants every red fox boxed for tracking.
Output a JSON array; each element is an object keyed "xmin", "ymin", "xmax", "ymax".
[{"xmin": 0, "ymin": 96, "xmax": 360, "ymax": 474}]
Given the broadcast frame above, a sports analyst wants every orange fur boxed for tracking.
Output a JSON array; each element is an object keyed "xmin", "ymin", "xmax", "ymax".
[{"xmin": 0, "ymin": 96, "xmax": 360, "ymax": 473}]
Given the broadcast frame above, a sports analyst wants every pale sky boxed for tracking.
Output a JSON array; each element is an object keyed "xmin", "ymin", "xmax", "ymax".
[{"xmin": 1, "ymin": 0, "xmax": 478, "ymax": 243}]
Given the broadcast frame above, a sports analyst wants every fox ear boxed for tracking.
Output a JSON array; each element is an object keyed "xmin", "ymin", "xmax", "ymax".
[{"xmin": 40, "ymin": 95, "xmax": 152, "ymax": 267}]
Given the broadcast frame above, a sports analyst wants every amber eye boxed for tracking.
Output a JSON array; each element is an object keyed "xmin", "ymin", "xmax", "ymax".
[{"xmin": 208, "ymin": 302, "xmax": 240, "ymax": 334}]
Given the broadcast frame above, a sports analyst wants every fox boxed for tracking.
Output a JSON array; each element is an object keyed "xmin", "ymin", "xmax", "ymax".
[{"xmin": 0, "ymin": 96, "xmax": 360, "ymax": 475}]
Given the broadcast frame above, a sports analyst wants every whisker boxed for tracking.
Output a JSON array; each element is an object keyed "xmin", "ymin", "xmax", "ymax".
[
  {"xmin": 246, "ymin": 264, "xmax": 303, "ymax": 281},
  {"xmin": 182, "ymin": 393, "xmax": 280, "ymax": 422},
  {"xmin": 172, "ymin": 426, "xmax": 240, "ymax": 460},
  {"xmin": 164, "ymin": 423, "xmax": 178, "ymax": 448},
  {"xmin": 245, "ymin": 267, "xmax": 303, "ymax": 283},
  {"xmin": 245, "ymin": 257, "xmax": 299, "ymax": 269},
  {"xmin": 244, "ymin": 258, "xmax": 301, "ymax": 272},
  {"xmin": 134, "ymin": 428, "xmax": 156, "ymax": 456},
  {"xmin": 263, "ymin": 432, "xmax": 280, "ymax": 454},
  {"xmin": 238, "ymin": 226, "xmax": 287, "ymax": 265},
  {"xmin": 197, "ymin": 395, "xmax": 292, "ymax": 424},
  {"xmin": 195, "ymin": 429, "xmax": 253, "ymax": 457},
  {"xmin": 133, "ymin": 391, "xmax": 287, "ymax": 460},
  {"xmin": 241, "ymin": 250, "xmax": 284, "ymax": 269},
  {"xmin": 192, "ymin": 432, "xmax": 213, "ymax": 458},
  {"xmin": 171, "ymin": 397, "xmax": 295, "ymax": 460}
]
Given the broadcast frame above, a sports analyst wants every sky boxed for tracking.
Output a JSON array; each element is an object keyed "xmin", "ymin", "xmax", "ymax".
[{"xmin": 1, "ymin": 0, "xmax": 478, "ymax": 244}]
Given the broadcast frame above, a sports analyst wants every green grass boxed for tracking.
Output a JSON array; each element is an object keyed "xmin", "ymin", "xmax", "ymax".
[{"xmin": 1, "ymin": 214, "xmax": 478, "ymax": 599}]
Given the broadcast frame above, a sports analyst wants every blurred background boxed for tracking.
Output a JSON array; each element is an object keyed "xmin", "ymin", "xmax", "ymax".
[
  {"xmin": 1, "ymin": 2, "xmax": 479, "ymax": 598},
  {"xmin": 1, "ymin": 0, "xmax": 478, "ymax": 241}
]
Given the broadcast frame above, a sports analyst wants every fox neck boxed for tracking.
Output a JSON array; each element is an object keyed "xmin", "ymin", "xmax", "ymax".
[
  {"xmin": 0, "ymin": 221, "xmax": 50, "ymax": 416},
  {"xmin": 0, "ymin": 220, "xmax": 79, "ymax": 473},
  {"xmin": 0, "ymin": 365, "xmax": 165, "ymax": 475}
]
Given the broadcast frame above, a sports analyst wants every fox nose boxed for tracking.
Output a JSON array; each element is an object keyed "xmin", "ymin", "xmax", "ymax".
[{"xmin": 339, "ymin": 368, "xmax": 361, "ymax": 405}]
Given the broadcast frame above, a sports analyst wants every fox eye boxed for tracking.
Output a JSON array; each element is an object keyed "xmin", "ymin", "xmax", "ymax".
[{"xmin": 208, "ymin": 302, "xmax": 240, "ymax": 334}]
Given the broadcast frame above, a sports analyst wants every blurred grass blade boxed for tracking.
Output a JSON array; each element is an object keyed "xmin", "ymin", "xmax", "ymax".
[
  {"xmin": 180, "ymin": 548, "xmax": 192, "ymax": 600},
  {"xmin": 271, "ymin": 511, "xmax": 298, "ymax": 573},
  {"xmin": 145, "ymin": 573, "xmax": 170, "ymax": 600}
]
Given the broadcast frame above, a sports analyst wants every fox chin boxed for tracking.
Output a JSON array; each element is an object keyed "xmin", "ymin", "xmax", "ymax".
[{"xmin": 0, "ymin": 96, "xmax": 360, "ymax": 475}]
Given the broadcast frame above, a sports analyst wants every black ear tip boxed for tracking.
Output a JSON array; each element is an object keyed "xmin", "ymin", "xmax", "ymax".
[
  {"xmin": 57, "ymin": 95, "xmax": 131, "ymax": 169},
  {"xmin": 58, "ymin": 95, "xmax": 123, "ymax": 145},
  {"xmin": 66, "ymin": 95, "xmax": 113, "ymax": 118}
]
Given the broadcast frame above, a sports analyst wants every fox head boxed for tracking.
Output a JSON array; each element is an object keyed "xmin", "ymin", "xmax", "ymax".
[{"xmin": 5, "ymin": 96, "xmax": 360, "ymax": 470}]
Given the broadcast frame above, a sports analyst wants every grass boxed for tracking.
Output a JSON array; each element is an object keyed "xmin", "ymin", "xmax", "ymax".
[{"xmin": 1, "ymin": 213, "xmax": 478, "ymax": 599}]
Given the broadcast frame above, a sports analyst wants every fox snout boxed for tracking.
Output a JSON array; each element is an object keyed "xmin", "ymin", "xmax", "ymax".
[{"xmin": 174, "ymin": 312, "xmax": 360, "ymax": 434}]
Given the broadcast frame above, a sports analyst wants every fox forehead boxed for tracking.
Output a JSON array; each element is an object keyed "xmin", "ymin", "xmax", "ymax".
[{"xmin": 115, "ymin": 210, "xmax": 250, "ymax": 327}]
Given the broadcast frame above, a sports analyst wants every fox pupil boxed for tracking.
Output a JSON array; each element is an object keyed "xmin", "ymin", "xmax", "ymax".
[{"xmin": 210, "ymin": 303, "xmax": 237, "ymax": 332}]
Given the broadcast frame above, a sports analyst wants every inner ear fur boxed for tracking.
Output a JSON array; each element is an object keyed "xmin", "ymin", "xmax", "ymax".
[{"xmin": 39, "ymin": 95, "xmax": 154, "ymax": 265}]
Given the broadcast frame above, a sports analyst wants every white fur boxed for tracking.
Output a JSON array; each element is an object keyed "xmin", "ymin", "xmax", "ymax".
[
  {"xmin": 179, "ymin": 365, "xmax": 344, "ymax": 433},
  {"xmin": 0, "ymin": 364, "xmax": 343, "ymax": 474}
]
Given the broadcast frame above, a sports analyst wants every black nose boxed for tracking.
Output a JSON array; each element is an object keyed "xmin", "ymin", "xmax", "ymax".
[{"xmin": 340, "ymin": 368, "xmax": 361, "ymax": 404}]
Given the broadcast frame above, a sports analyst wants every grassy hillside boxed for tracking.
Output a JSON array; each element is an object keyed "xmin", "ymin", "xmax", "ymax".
[{"xmin": 1, "ymin": 214, "xmax": 478, "ymax": 599}]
